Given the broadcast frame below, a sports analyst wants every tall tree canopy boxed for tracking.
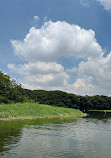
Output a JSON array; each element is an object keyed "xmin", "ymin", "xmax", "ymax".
[{"xmin": 0, "ymin": 71, "xmax": 28, "ymax": 103}]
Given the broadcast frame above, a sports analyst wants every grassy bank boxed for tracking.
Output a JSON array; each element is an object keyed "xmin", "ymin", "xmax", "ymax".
[{"xmin": 0, "ymin": 102, "xmax": 86, "ymax": 120}]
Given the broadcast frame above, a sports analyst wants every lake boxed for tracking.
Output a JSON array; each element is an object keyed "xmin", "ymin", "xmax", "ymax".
[{"xmin": 0, "ymin": 112, "xmax": 111, "ymax": 158}]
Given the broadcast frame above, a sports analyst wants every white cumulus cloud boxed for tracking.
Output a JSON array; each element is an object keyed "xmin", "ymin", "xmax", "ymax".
[
  {"xmin": 77, "ymin": 52, "xmax": 111, "ymax": 89},
  {"xmin": 8, "ymin": 62, "xmax": 69, "ymax": 90},
  {"xmin": 68, "ymin": 51, "xmax": 111, "ymax": 95},
  {"xmin": 11, "ymin": 21, "xmax": 103, "ymax": 62},
  {"xmin": 8, "ymin": 62, "xmax": 64, "ymax": 75},
  {"xmin": 9, "ymin": 20, "xmax": 111, "ymax": 96}
]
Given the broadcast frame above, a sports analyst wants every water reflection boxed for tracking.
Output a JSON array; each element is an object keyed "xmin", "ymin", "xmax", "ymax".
[
  {"xmin": 0, "ymin": 118, "xmax": 77, "ymax": 157},
  {"xmin": 1, "ymin": 115, "xmax": 111, "ymax": 158},
  {"xmin": 0, "ymin": 121, "xmax": 24, "ymax": 155},
  {"xmin": 87, "ymin": 111, "xmax": 111, "ymax": 120}
]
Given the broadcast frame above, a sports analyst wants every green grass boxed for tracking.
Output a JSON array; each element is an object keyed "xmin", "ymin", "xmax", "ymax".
[{"xmin": 0, "ymin": 102, "xmax": 86, "ymax": 120}]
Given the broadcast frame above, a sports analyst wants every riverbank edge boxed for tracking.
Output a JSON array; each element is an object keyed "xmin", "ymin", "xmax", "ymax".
[
  {"xmin": 89, "ymin": 110, "xmax": 111, "ymax": 112},
  {"xmin": 0, "ymin": 113, "xmax": 87, "ymax": 121}
]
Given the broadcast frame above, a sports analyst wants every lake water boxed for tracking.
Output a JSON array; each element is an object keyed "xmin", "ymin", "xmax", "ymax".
[{"xmin": 1, "ymin": 113, "xmax": 111, "ymax": 158}]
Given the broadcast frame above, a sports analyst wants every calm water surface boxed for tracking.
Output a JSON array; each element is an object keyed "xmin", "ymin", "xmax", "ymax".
[{"xmin": 0, "ymin": 113, "xmax": 111, "ymax": 158}]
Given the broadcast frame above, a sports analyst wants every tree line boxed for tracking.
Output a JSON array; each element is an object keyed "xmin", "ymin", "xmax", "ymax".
[{"xmin": 0, "ymin": 70, "xmax": 111, "ymax": 111}]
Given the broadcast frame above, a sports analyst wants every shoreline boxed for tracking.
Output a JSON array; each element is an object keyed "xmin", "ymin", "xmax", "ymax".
[{"xmin": 0, "ymin": 113, "xmax": 87, "ymax": 121}]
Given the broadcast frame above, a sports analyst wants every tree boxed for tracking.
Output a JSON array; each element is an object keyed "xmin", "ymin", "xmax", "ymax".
[{"xmin": 0, "ymin": 71, "xmax": 28, "ymax": 103}]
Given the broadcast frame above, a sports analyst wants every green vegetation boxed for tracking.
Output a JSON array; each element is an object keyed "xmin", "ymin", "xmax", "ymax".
[
  {"xmin": 25, "ymin": 89, "xmax": 80, "ymax": 109},
  {"xmin": 0, "ymin": 102, "xmax": 85, "ymax": 120},
  {"xmin": 1, "ymin": 70, "xmax": 111, "ymax": 113},
  {"xmin": 24, "ymin": 90, "xmax": 111, "ymax": 111},
  {"xmin": 79, "ymin": 95, "xmax": 111, "ymax": 111},
  {"xmin": 0, "ymin": 71, "xmax": 29, "ymax": 104}
]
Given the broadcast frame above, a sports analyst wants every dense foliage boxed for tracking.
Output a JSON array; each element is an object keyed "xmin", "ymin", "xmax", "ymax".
[
  {"xmin": 25, "ymin": 89, "xmax": 111, "ymax": 111},
  {"xmin": 25, "ymin": 89, "xmax": 80, "ymax": 109},
  {"xmin": 0, "ymin": 71, "xmax": 28, "ymax": 104},
  {"xmin": 1, "ymin": 70, "xmax": 111, "ymax": 111}
]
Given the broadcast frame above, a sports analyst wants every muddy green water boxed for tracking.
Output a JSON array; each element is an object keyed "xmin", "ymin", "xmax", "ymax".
[{"xmin": 0, "ymin": 113, "xmax": 111, "ymax": 158}]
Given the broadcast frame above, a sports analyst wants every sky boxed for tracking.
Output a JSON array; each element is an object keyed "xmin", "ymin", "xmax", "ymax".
[{"xmin": 1, "ymin": 0, "xmax": 111, "ymax": 96}]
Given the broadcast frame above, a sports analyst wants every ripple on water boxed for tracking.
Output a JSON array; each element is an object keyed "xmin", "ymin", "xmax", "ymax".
[{"xmin": 1, "ymin": 117, "xmax": 111, "ymax": 158}]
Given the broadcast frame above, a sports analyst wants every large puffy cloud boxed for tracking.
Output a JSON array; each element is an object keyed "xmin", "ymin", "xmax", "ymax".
[
  {"xmin": 97, "ymin": 0, "xmax": 111, "ymax": 10},
  {"xmin": 8, "ymin": 62, "xmax": 69, "ymax": 90},
  {"xmin": 68, "ymin": 52, "xmax": 111, "ymax": 95},
  {"xmin": 8, "ymin": 62, "xmax": 97, "ymax": 95},
  {"xmin": 11, "ymin": 21, "xmax": 103, "ymax": 62},
  {"xmin": 61, "ymin": 77, "xmax": 99, "ymax": 96},
  {"xmin": 77, "ymin": 52, "xmax": 111, "ymax": 89},
  {"xmin": 8, "ymin": 62, "xmax": 64, "ymax": 75},
  {"xmin": 9, "ymin": 20, "xmax": 111, "ymax": 95}
]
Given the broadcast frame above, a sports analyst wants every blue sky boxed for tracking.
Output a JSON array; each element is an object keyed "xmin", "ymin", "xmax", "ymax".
[{"xmin": 1, "ymin": 0, "xmax": 111, "ymax": 95}]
